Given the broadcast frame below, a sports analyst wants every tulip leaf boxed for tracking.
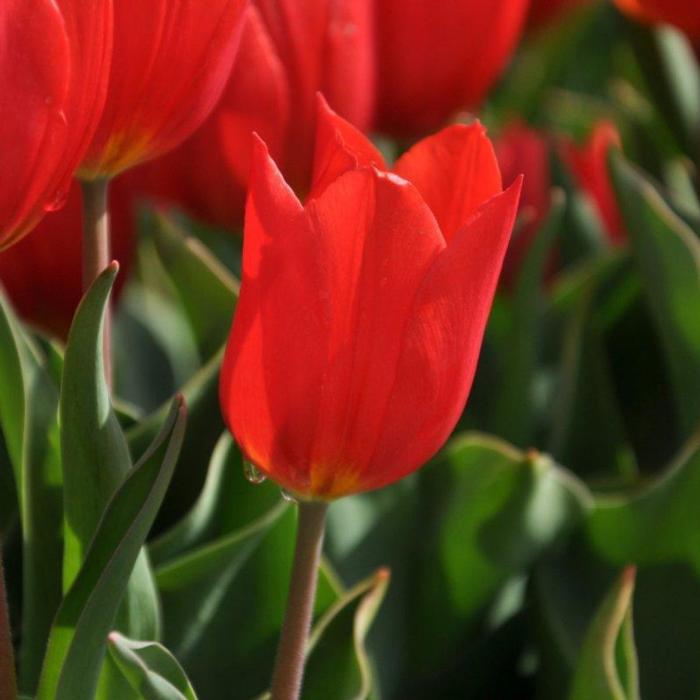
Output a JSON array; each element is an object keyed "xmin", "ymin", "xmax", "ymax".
[
  {"xmin": 410, "ymin": 433, "xmax": 591, "ymax": 678},
  {"xmin": 569, "ymin": 567, "xmax": 639, "ymax": 700},
  {"xmin": 302, "ymin": 568, "xmax": 389, "ymax": 700},
  {"xmin": 60, "ymin": 263, "xmax": 161, "ymax": 642},
  {"xmin": 127, "ymin": 349, "xmax": 225, "ymax": 532},
  {"xmin": 491, "ymin": 189, "xmax": 564, "ymax": 445},
  {"xmin": 35, "ymin": 397, "xmax": 186, "ymax": 700},
  {"xmin": 587, "ymin": 430, "xmax": 700, "ymax": 574},
  {"xmin": 610, "ymin": 152, "xmax": 700, "ymax": 438},
  {"xmin": 107, "ymin": 632, "xmax": 198, "ymax": 700},
  {"xmin": 0, "ymin": 290, "xmax": 62, "ymax": 690},
  {"xmin": 152, "ymin": 215, "xmax": 238, "ymax": 360}
]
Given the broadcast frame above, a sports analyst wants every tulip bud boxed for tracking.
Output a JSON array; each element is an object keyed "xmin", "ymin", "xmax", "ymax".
[
  {"xmin": 374, "ymin": 0, "xmax": 528, "ymax": 137},
  {"xmin": 220, "ymin": 99, "xmax": 521, "ymax": 499},
  {"xmin": 0, "ymin": 179, "xmax": 135, "ymax": 339},
  {"xmin": 78, "ymin": 0, "xmax": 248, "ymax": 179},
  {"xmin": 0, "ymin": 0, "xmax": 112, "ymax": 249},
  {"xmin": 561, "ymin": 121, "xmax": 626, "ymax": 245}
]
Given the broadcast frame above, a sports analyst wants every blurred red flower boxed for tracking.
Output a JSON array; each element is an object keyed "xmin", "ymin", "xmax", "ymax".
[
  {"xmin": 220, "ymin": 99, "xmax": 521, "ymax": 499},
  {"xmin": 615, "ymin": 0, "xmax": 700, "ymax": 38},
  {"xmin": 527, "ymin": 0, "xmax": 594, "ymax": 30},
  {"xmin": 133, "ymin": 0, "xmax": 375, "ymax": 231},
  {"xmin": 561, "ymin": 121, "xmax": 626, "ymax": 245},
  {"xmin": 0, "ymin": 179, "xmax": 136, "ymax": 340},
  {"xmin": 373, "ymin": 0, "xmax": 528, "ymax": 137},
  {"xmin": 79, "ymin": 0, "xmax": 248, "ymax": 179},
  {"xmin": 495, "ymin": 122, "xmax": 553, "ymax": 287},
  {"xmin": 0, "ymin": 0, "xmax": 112, "ymax": 249}
]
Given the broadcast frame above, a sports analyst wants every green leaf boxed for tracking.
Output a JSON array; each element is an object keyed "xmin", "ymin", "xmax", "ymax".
[
  {"xmin": 302, "ymin": 568, "xmax": 389, "ymax": 700},
  {"xmin": 108, "ymin": 632, "xmax": 198, "ymax": 700},
  {"xmin": 412, "ymin": 433, "xmax": 590, "ymax": 675},
  {"xmin": 60, "ymin": 263, "xmax": 160, "ymax": 643},
  {"xmin": 152, "ymin": 215, "xmax": 238, "ymax": 360},
  {"xmin": 35, "ymin": 397, "xmax": 187, "ymax": 700},
  {"xmin": 490, "ymin": 189, "xmax": 564, "ymax": 445},
  {"xmin": 587, "ymin": 430, "xmax": 700, "ymax": 574},
  {"xmin": 569, "ymin": 566, "xmax": 639, "ymax": 700},
  {"xmin": 127, "ymin": 349, "xmax": 225, "ymax": 533},
  {"xmin": 0, "ymin": 290, "xmax": 62, "ymax": 690},
  {"xmin": 610, "ymin": 152, "xmax": 700, "ymax": 438}
]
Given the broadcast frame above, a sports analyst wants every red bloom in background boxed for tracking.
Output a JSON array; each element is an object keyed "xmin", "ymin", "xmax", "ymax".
[
  {"xmin": 133, "ymin": 0, "xmax": 375, "ymax": 231},
  {"xmin": 0, "ymin": 179, "xmax": 135, "ymax": 340},
  {"xmin": 614, "ymin": 0, "xmax": 700, "ymax": 38},
  {"xmin": 527, "ymin": 0, "xmax": 594, "ymax": 30},
  {"xmin": 0, "ymin": 0, "xmax": 112, "ymax": 249},
  {"xmin": 561, "ymin": 121, "xmax": 626, "ymax": 245},
  {"xmin": 374, "ymin": 0, "xmax": 528, "ymax": 137},
  {"xmin": 495, "ymin": 122, "xmax": 553, "ymax": 287},
  {"xmin": 220, "ymin": 100, "xmax": 521, "ymax": 499},
  {"xmin": 79, "ymin": 0, "xmax": 247, "ymax": 179}
]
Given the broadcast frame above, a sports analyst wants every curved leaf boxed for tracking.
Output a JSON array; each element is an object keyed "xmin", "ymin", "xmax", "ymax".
[{"xmin": 36, "ymin": 398, "xmax": 187, "ymax": 700}]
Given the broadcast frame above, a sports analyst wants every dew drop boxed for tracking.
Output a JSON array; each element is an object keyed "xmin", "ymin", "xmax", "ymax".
[
  {"xmin": 280, "ymin": 489, "xmax": 298, "ymax": 504},
  {"xmin": 243, "ymin": 461, "xmax": 267, "ymax": 485},
  {"xmin": 44, "ymin": 187, "xmax": 68, "ymax": 212}
]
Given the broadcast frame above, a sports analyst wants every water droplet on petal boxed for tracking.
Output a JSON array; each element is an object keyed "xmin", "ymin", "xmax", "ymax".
[
  {"xmin": 243, "ymin": 461, "xmax": 267, "ymax": 485},
  {"xmin": 280, "ymin": 489, "xmax": 298, "ymax": 504},
  {"xmin": 44, "ymin": 187, "xmax": 69, "ymax": 212}
]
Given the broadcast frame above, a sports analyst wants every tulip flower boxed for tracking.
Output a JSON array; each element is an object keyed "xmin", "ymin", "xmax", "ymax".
[
  {"xmin": 0, "ymin": 179, "xmax": 136, "ymax": 340},
  {"xmin": 78, "ymin": 0, "xmax": 247, "ymax": 180},
  {"xmin": 132, "ymin": 0, "xmax": 375, "ymax": 231},
  {"xmin": 496, "ymin": 122, "xmax": 553, "ymax": 287},
  {"xmin": 374, "ymin": 0, "xmax": 528, "ymax": 137},
  {"xmin": 614, "ymin": 0, "xmax": 700, "ymax": 38},
  {"xmin": 0, "ymin": 0, "xmax": 112, "ymax": 250},
  {"xmin": 220, "ymin": 99, "xmax": 522, "ymax": 500},
  {"xmin": 561, "ymin": 121, "xmax": 626, "ymax": 245},
  {"xmin": 527, "ymin": 0, "xmax": 594, "ymax": 30}
]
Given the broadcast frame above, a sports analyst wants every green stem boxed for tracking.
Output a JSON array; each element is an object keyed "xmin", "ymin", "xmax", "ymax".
[
  {"xmin": 80, "ymin": 178, "xmax": 112, "ymax": 385},
  {"xmin": 270, "ymin": 501, "xmax": 328, "ymax": 700},
  {"xmin": 0, "ymin": 548, "xmax": 17, "ymax": 700}
]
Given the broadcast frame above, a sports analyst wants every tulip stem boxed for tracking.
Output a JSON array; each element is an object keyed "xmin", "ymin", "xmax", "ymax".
[
  {"xmin": 270, "ymin": 500, "xmax": 328, "ymax": 700},
  {"xmin": 80, "ymin": 177, "xmax": 112, "ymax": 384},
  {"xmin": 0, "ymin": 549, "xmax": 17, "ymax": 700}
]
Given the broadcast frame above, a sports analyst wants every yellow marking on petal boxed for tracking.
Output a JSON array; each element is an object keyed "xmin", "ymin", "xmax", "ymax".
[{"xmin": 309, "ymin": 462, "xmax": 362, "ymax": 500}]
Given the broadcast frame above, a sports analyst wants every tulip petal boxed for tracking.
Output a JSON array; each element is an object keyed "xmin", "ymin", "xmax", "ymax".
[
  {"xmin": 304, "ymin": 168, "xmax": 444, "ymax": 497},
  {"xmin": 366, "ymin": 179, "xmax": 522, "ymax": 491},
  {"xmin": 221, "ymin": 139, "xmax": 327, "ymax": 493},
  {"xmin": 310, "ymin": 96, "xmax": 387, "ymax": 199},
  {"xmin": 393, "ymin": 124, "xmax": 503, "ymax": 243}
]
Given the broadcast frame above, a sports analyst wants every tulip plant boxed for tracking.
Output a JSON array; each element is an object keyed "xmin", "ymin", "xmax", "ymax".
[{"xmin": 2, "ymin": 1, "xmax": 700, "ymax": 700}]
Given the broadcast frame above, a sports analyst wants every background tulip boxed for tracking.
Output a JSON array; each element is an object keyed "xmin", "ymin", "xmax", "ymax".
[
  {"xmin": 220, "ymin": 101, "xmax": 521, "ymax": 500},
  {"xmin": 561, "ymin": 121, "xmax": 626, "ymax": 245},
  {"xmin": 133, "ymin": 0, "xmax": 375, "ymax": 231},
  {"xmin": 79, "ymin": 0, "xmax": 248, "ymax": 179},
  {"xmin": 373, "ymin": 0, "xmax": 528, "ymax": 137},
  {"xmin": 0, "ymin": 0, "xmax": 112, "ymax": 249},
  {"xmin": 496, "ymin": 122, "xmax": 553, "ymax": 287},
  {"xmin": 0, "ymin": 179, "xmax": 136, "ymax": 340},
  {"xmin": 614, "ymin": 0, "xmax": 700, "ymax": 38}
]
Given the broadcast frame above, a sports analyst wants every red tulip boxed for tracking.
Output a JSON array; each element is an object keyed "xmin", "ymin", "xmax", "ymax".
[
  {"xmin": 0, "ymin": 0, "xmax": 112, "ymax": 250},
  {"xmin": 561, "ymin": 121, "xmax": 626, "ymax": 245},
  {"xmin": 0, "ymin": 179, "xmax": 135, "ymax": 340},
  {"xmin": 220, "ymin": 99, "xmax": 521, "ymax": 499},
  {"xmin": 527, "ymin": 0, "xmax": 594, "ymax": 30},
  {"xmin": 133, "ymin": 0, "xmax": 375, "ymax": 231},
  {"xmin": 614, "ymin": 0, "xmax": 700, "ymax": 38},
  {"xmin": 78, "ymin": 0, "xmax": 248, "ymax": 180},
  {"xmin": 495, "ymin": 122, "xmax": 553, "ymax": 287},
  {"xmin": 374, "ymin": 0, "xmax": 528, "ymax": 137}
]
